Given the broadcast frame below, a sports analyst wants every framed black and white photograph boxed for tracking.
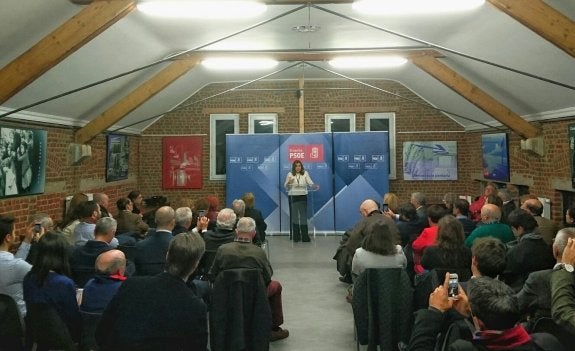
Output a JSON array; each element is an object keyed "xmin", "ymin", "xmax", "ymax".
[
  {"xmin": 106, "ymin": 134, "xmax": 129, "ymax": 182},
  {"xmin": 0, "ymin": 126, "xmax": 47, "ymax": 198}
]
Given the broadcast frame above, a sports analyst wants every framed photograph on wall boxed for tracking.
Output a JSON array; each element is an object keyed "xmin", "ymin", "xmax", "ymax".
[
  {"xmin": 106, "ymin": 134, "xmax": 129, "ymax": 182},
  {"xmin": 0, "ymin": 126, "xmax": 47, "ymax": 198},
  {"xmin": 482, "ymin": 133, "xmax": 510, "ymax": 182},
  {"xmin": 402, "ymin": 141, "xmax": 457, "ymax": 180},
  {"xmin": 162, "ymin": 136, "xmax": 203, "ymax": 189}
]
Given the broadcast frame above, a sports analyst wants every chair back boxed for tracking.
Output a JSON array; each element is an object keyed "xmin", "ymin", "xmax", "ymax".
[
  {"xmin": 0, "ymin": 293, "xmax": 24, "ymax": 350},
  {"xmin": 80, "ymin": 311, "xmax": 102, "ymax": 351},
  {"xmin": 209, "ymin": 268, "xmax": 271, "ymax": 351},
  {"xmin": 196, "ymin": 250, "xmax": 217, "ymax": 278},
  {"xmin": 530, "ymin": 317, "xmax": 573, "ymax": 349},
  {"xmin": 352, "ymin": 268, "xmax": 413, "ymax": 351},
  {"xmin": 26, "ymin": 303, "xmax": 75, "ymax": 351}
]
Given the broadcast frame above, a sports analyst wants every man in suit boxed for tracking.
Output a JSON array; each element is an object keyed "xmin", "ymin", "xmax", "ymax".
[
  {"xmin": 453, "ymin": 199, "xmax": 476, "ymax": 237},
  {"xmin": 173, "ymin": 207, "xmax": 193, "ymax": 236},
  {"xmin": 209, "ymin": 217, "xmax": 288, "ymax": 342},
  {"xmin": 134, "ymin": 206, "xmax": 175, "ymax": 276},
  {"xmin": 521, "ymin": 198, "xmax": 558, "ymax": 246},
  {"xmin": 498, "ymin": 188, "xmax": 516, "ymax": 224},
  {"xmin": 96, "ymin": 233, "xmax": 208, "ymax": 350},
  {"xmin": 411, "ymin": 192, "xmax": 428, "ymax": 228},
  {"xmin": 115, "ymin": 197, "xmax": 149, "ymax": 240},
  {"xmin": 516, "ymin": 227, "xmax": 575, "ymax": 325}
]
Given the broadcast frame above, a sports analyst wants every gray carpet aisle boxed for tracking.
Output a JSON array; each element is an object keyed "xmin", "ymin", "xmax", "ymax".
[{"xmin": 267, "ymin": 235, "xmax": 357, "ymax": 351}]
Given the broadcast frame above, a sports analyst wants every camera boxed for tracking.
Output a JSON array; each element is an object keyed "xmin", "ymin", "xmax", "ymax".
[{"xmin": 448, "ymin": 273, "xmax": 459, "ymax": 298}]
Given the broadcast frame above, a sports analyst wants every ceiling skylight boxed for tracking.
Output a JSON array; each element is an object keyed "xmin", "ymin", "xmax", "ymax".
[
  {"xmin": 137, "ymin": 1, "xmax": 267, "ymax": 19},
  {"xmin": 202, "ymin": 58, "xmax": 279, "ymax": 70},
  {"xmin": 329, "ymin": 56, "xmax": 408, "ymax": 69},
  {"xmin": 353, "ymin": 0, "xmax": 485, "ymax": 15}
]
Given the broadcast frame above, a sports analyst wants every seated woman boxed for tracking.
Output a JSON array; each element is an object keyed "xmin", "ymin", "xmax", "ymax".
[
  {"xmin": 421, "ymin": 215, "xmax": 472, "ymax": 276},
  {"xmin": 351, "ymin": 217, "xmax": 407, "ymax": 283},
  {"xmin": 23, "ymin": 232, "xmax": 81, "ymax": 342},
  {"xmin": 241, "ymin": 192, "xmax": 267, "ymax": 245}
]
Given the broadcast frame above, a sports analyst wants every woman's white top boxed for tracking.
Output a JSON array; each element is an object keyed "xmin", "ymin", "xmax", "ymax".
[
  {"xmin": 284, "ymin": 171, "xmax": 314, "ymax": 196},
  {"xmin": 351, "ymin": 245, "xmax": 407, "ymax": 279}
]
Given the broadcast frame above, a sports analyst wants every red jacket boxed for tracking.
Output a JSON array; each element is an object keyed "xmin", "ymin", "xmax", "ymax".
[{"xmin": 412, "ymin": 226, "xmax": 438, "ymax": 274}]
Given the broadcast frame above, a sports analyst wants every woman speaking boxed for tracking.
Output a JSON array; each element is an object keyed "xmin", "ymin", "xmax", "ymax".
[{"xmin": 284, "ymin": 160, "xmax": 318, "ymax": 242}]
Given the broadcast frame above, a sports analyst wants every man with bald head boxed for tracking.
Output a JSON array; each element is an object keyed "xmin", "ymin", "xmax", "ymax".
[
  {"xmin": 464, "ymin": 203, "xmax": 514, "ymax": 248},
  {"xmin": 134, "ymin": 206, "xmax": 176, "ymax": 276},
  {"xmin": 342, "ymin": 199, "xmax": 400, "ymax": 281},
  {"xmin": 81, "ymin": 249, "xmax": 127, "ymax": 313},
  {"xmin": 521, "ymin": 197, "xmax": 558, "ymax": 245}
]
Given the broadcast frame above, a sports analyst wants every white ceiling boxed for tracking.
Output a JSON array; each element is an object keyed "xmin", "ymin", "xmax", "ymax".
[{"xmin": 1, "ymin": 0, "xmax": 575, "ymax": 135}]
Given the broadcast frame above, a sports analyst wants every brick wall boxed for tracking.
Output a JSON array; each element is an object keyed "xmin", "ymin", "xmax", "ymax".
[{"xmin": 0, "ymin": 123, "xmax": 140, "ymax": 235}]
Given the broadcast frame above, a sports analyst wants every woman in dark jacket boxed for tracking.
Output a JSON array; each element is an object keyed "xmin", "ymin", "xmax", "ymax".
[{"xmin": 421, "ymin": 215, "xmax": 471, "ymax": 275}]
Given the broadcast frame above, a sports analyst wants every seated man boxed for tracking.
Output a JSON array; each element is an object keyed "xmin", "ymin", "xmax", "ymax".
[
  {"xmin": 464, "ymin": 204, "xmax": 514, "ymax": 248},
  {"xmin": 202, "ymin": 208, "xmax": 237, "ymax": 252},
  {"xmin": 209, "ymin": 217, "xmax": 289, "ymax": 342},
  {"xmin": 134, "ymin": 206, "xmax": 175, "ymax": 276},
  {"xmin": 70, "ymin": 217, "xmax": 117, "ymax": 287},
  {"xmin": 96, "ymin": 233, "xmax": 207, "ymax": 350},
  {"xmin": 470, "ymin": 237, "xmax": 507, "ymax": 279},
  {"xmin": 81, "ymin": 249, "xmax": 127, "ymax": 313},
  {"xmin": 115, "ymin": 197, "xmax": 148, "ymax": 240},
  {"xmin": 409, "ymin": 274, "xmax": 560, "ymax": 350}
]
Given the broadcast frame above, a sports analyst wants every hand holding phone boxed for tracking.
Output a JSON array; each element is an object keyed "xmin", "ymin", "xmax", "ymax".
[
  {"xmin": 34, "ymin": 223, "xmax": 42, "ymax": 233},
  {"xmin": 448, "ymin": 273, "xmax": 459, "ymax": 298}
]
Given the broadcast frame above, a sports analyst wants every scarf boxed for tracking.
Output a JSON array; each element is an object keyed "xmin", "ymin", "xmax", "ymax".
[
  {"xmin": 473, "ymin": 324, "xmax": 531, "ymax": 350},
  {"xmin": 109, "ymin": 274, "xmax": 127, "ymax": 281}
]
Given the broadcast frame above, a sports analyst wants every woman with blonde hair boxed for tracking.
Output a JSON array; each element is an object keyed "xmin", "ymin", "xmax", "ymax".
[{"xmin": 382, "ymin": 192, "xmax": 400, "ymax": 213}]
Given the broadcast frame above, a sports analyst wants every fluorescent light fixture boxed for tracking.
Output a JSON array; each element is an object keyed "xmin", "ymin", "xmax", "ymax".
[
  {"xmin": 202, "ymin": 58, "xmax": 278, "ymax": 70},
  {"xmin": 137, "ymin": 1, "xmax": 267, "ymax": 19},
  {"xmin": 353, "ymin": 0, "xmax": 484, "ymax": 15},
  {"xmin": 329, "ymin": 56, "xmax": 407, "ymax": 69}
]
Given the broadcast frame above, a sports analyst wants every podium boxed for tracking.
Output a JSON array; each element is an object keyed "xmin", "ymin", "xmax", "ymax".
[{"xmin": 287, "ymin": 184, "xmax": 319, "ymax": 242}]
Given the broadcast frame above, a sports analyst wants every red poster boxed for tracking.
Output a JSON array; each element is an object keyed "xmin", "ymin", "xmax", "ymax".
[{"xmin": 162, "ymin": 136, "xmax": 203, "ymax": 189}]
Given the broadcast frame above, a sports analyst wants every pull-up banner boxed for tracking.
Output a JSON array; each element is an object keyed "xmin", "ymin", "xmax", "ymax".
[{"xmin": 226, "ymin": 132, "xmax": 389, "ymax": 234}]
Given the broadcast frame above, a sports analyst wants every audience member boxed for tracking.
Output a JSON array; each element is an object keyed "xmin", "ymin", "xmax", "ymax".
[
  {"xmin": 383, "ymin": 192, "xmax": 400, "ymax": 213},
  {"xmin": 60, "ymin": 192, "xmax": 88, "ymax": 244},
  {"xmin": 486, "ymin": 193, "xmax": 503, "ymax": 209},
  {"xmin": 127, "ymin": 190, "xmax": 143, "ymax": 215},
  {"xmin": 564, "ymin": 207, "xmax": 575, "ymax": 228},
  {"xmin": 464, "ymin": 204, "xmax": 514, "ymax": 247},
  {"xmin": 395, "ymin": 203, "xmax": 425, "ymax": 247},
  {"xmin": 470, "ymin": 238, "xmax": 507, "ymax": 279},
  {"xmin": 25, "ymin": 212, "xmax": 53, "ymax": 264},
  {"xmin": 203, "ymin": 208, "xmax": 237, "ymax": 252},
  {"xmin": 551, "ymin": 236, "xmax": 575, "ymax": 335},
  {"xmin": 522, "ymin": 198, "xmax": 558, "ymax": 245},
  {"xmin": 94, "ymin": 193, "xmax": 112, "ymax": 218},
  {"xmin": 0, "ymin": 215, "xmax": 36, "ymax": 318},
  {"xmin": 442, "ymin": 192, "xmax": 458, "ymax": 213},
  {"xmin": 191, "ymin": 197, "xmax": 210, "ymax": 230},
  {"xmin": 23, "ymin": 232, "xmax": 81, "ymax": 341},
  {"xmin": 453, "ymin": 199, "xmax": 476, "ymax": 237},
  {"xmin": 115, "ymin": 197, "xmax": 149, "ymax": 240},
  {"xmin": 421, "ymin": 215, "xmax": 471, "ymax": 274},
  {"xmin": 70, "ymin": 217, "xmax": 117, "ymax": 287},
  {"xmin": 231, "ymin": 198, "xmax": 245, "ymax": 228},
  {"xmin": 412, "ymin": 205, "xmax": 445, "ymax": 275},
  {"xmin": 411, "ymin": 192, "xmax": 428, "ymax": 228},
  {"xmin": 73, "ymin": 200, "xmax": 102, "ymax": 246},
  {"xmin": 503, "ymin": 209, "xmax": 555, "ymax": 292},
  {"xmin": 468, "ymin": 183, "xmax": 497, "ymax": 223},
  {"xmin": 209, "ymin": 217, "xmax": 289, "ymax": 342},
  {"xmin": 351, "ymin": 217, "xmax": 406, "ymax": 282},
  {"xmin": 409, "ymin": 275, "xmax": 560, "ymax": 350},
  {"xmin": 134, "ymin": 206, "xmax": 175, "ymax": 276},
  {"xmin": 173, "ymin": 206, "xmax": 193, "ymax": 235},
  {"xmin": 516, "ymin": 227, "xmax": 575, "ymax": 328},
  {"xmin": 498, "ymin": 188, "xmax": 517, "ymax": 224},
  {"xmin": 242, "ymin": 192, "xmax": 268, "ymax": 245},
  {"xmin": 96, "ymin": 233, "xmax": 208, "ymax": 350},
  {"xmin": 81, "ymin": 249, "xmax": 127, "ymax": 313},
  {"xmin": 141, "ymin": 195, "xmax": 170, "ymax": 228},
  {"xmin": 206, "ymin": 195, "xmax": 220, "ymax": 223}
]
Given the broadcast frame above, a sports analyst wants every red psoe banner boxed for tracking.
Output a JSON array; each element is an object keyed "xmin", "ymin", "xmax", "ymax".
[
  {"xmin": 287, "ymin": 144, "xmax": 324, "ymax": 163},
  {"xmin": 162, "ymin": 136, "xmax": 203, "ymax": 189}
]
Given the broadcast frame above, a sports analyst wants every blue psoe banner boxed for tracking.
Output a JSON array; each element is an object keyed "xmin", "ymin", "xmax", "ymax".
[
  {"xmin": 226, "ymin": 134, "xmax": 281, "ymax": 231},
  {"xmin": 333, "ymin": 132, "xmax": 389, "ymax": 231},
  {"xmin": 279, "ymin": 133, "xmax": 335, "ymax": 234}
]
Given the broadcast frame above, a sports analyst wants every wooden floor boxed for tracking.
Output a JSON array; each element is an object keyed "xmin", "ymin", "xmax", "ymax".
[{"xmin": 267, "ymin": 235, "xmax": 357, "ymax": 351}]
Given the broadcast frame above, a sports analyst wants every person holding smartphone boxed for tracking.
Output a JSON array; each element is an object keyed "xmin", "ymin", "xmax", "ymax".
[{"xmin": 284, "ymin": 160, "xmax": 318, "ymax": 242}]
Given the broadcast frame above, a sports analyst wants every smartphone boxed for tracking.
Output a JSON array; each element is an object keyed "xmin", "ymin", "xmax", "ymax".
[
  {"xmin": 198, "ymin": 210, "xmax": 206, "ymax": 218},
  {"xmin": 33, "ymin": 223, "xmax": 42, "ymax": 233},
  {"xmin": 382, "ymin": 203, "xmax": 389, "ymax": 212},
  {"xmin": 448, "ymin": 273, "xmax": 459, "ymax": 298}
]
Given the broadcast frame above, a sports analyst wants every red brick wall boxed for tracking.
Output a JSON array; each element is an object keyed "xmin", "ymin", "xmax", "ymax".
[{"xmin": 0, "ymin": 124, "xmax": 140, "ymax": 234}]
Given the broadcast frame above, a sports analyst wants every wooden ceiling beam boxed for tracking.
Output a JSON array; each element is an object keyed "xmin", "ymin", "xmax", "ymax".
[
  {"xmin": 488, "ymin": 0, "xmax": 575, "ymax": 58},
  {"xmin": 410, "ymin": 55, "xmax": 540, "ymax": 139},
  {"xmin": 0, "ymin": 0, "xmax": 136, "ymax": 104},
  {"xmin": 75, "ymin": 58, "xmax": 200, "ymax": 144}
]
